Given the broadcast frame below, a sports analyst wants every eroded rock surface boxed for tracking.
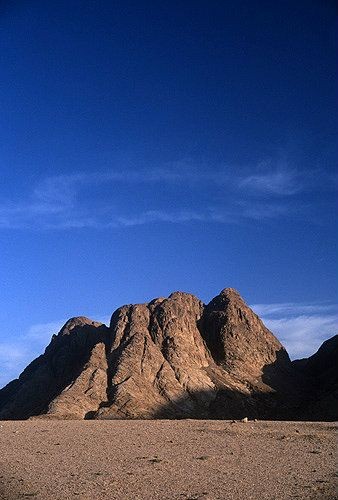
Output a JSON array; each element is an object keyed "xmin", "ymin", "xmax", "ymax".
[
  {"xmin": 0, "ymin": 317, "xmax": 109, "ymax": 420},
  {"xmin": 0, "ymin": 289, "xmax": 336, "ymax": 420}
]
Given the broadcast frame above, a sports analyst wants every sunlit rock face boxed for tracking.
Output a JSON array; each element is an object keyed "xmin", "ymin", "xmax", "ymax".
[{"xmin": 0, "ymin": 289, "xmax": 336, "ymax": 421}]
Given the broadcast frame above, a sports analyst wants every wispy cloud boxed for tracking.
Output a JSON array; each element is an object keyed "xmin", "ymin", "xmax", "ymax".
[
  {"xmin": 239, "ymin": 169, "xmax": 301, "ymax": 196},
  {"xmin": 0, "ymin": 162, "xmax": 331, "ymax": 230},
  {"xmin": 25, "ymin": 320, "xmax": 66, "ymax": 344},
  {"xmin": 115, "ymin": 209, "xmax": 207, "ymax": 227},
  {"xmin": 236, "ymin": 158, "xmax": 332, "ymax": 196},
  {"xmin": 0, "ymin": 343, "xmax": 29, "ymax": 388},
  {"xmin": 251, "ymin": 302, "xmax": 338, "ymax": 359},
  {"xmin": 252, "ymin": 302, "xmax": 337, "ymax": 317},
  {"xmin": 114, "ymin": 205, "xmax": 293, "ymax": 227}
]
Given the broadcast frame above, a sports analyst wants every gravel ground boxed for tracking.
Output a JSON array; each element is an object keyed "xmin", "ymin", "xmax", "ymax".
[{"xmin": 0, "ymin": 420, "xmax": 336, "ymax": 500}]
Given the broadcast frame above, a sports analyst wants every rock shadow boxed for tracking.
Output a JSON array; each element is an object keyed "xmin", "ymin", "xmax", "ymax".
[
  {"xmin": 87, "ymin": 348, "xmax": 330, "ymax": 421},
  {"xmin": 0, "ymin": 323, "xmax": 109, "ymax": 420}
]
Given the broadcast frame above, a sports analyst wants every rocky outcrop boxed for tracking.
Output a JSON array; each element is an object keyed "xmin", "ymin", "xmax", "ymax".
[
  {"xmin": 0, "ymin": 289, "xmax": 336, "ymax": 420},
  {"xmin": 97, "ymin": 293, "xmax": 218, "ymax": 419},
  {"xmin": 202, "ymin": 288, "xmax": 289, "ymax": 373},
  {"xmin": 0, "ymin": 317, "xmax": 109, "ymax": 420}
]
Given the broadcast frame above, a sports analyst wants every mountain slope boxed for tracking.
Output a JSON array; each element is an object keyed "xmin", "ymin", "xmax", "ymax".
[
  {"xmin": 0, "ymin": 289, "xmax": 336, "ymax": 420},
  {"xmin": 0, "ymin": 317, "xmax": 109, "ymax": 419},
  {"xmin": 292, "ymin": 334, "xmax": 338, "ymax": 420}
]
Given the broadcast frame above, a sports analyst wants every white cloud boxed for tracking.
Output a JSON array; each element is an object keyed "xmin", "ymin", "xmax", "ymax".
[
  {"xmin": 0, "ymin": 343, "xmax": 30, "ymax": 389},
  {"xmin": 0, "ymin": 200, "xmax": 293, "ymax": 230},
  {"xmin": 0, "ymin": 344, "xmax": 28, "ymax": 366},
  {"xmin": 251, "ymin": 302, "xmax": 338, "ymax": 359},
  {"xmin": 252, "ymin": 302, "xmax": 337, "ymax": 317},
  {"xmin": 264, "ymin": 315, "xmax": 337, "ymax": 359},
  {"xmin": 0, "ymin": 163, "xmax": 331, "ymax": 230},
  {"xmin": 26, "ymin": 320, "xmax": 66, "ymax": 344},
  {"xmin": 239, "ymin": 169, "xmax": 301, "ymax": 196},
  {"xmin": 115, "ymin": 209, "xmax": 206, "ymax": 227}
]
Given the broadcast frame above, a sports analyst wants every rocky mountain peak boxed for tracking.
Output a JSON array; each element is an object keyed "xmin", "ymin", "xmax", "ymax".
[
  {"xmin": 219, "ymin": 287, "xmax": 243, "ymax": 298},
  {"xmin": 59, "ymin": 317, "xmax": 103, "ymax": 335},
  {"xmin": 0, "ymin": 287, "xmax": 336, "ymax": 421},
  {"xmin": 202, "ymin": 289, "xmax": 289, "ymax": 376},
  {"xmin": 208, "ymin": 287, "xmax": 254, "ymax": 316}
]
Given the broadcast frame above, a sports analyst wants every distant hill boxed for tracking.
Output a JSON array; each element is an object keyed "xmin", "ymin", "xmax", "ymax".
[{"xmin": 0, "ymin": 288, "xmax": 336, "ymax": 420}]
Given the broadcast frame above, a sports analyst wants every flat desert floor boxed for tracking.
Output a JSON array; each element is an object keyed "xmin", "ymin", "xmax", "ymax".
[{"xmin": 0, "ymin": 420, "xmax": 336, "ymax": 500}]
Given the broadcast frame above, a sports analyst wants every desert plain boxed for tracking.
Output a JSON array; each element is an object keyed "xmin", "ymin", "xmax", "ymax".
[{"xmin": 0, "ymin": 419, "xmax": 336, "ymax": 500}]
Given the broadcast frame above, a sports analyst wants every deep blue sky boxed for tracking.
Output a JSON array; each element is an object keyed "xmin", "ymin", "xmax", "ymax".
[{"xmin": 0, "ymin": 1, "xmax": 337, "ymax": 386}]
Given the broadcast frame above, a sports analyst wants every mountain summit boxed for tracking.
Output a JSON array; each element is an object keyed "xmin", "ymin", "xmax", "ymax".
[{"xmin": 0, "ymin": 289, "xmax": 336, "ymax": 420}]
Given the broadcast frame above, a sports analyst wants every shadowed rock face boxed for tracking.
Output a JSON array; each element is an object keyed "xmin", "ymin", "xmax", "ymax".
[
  {"xmin": 202, "ymin": 288, "xmax": 290, "ymax": 374},
  {"xmin": 0, "ymin": 289, "xmax": 336, "ymax": 420},
  {"xmin": 0, "ymin": 317, "xmax": 109, "ymax": 420},
  {"xmin": 292, "ymin": 334, "xmax": 338, "ymax": 420}
]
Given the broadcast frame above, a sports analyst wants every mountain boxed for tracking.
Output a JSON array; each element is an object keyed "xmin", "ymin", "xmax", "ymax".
[
  {"xmin": 292, "ymin": 334, "xmax": 338, "ymax": 420},
  {"xmin": 0, "ymin": 288, "xmax": 336, "ymax": 420}
]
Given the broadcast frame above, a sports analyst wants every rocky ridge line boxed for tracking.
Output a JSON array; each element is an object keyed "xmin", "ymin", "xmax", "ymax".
[{"xmin": 0, "ymin": 288, "xmax": 336, "ymax": 421}]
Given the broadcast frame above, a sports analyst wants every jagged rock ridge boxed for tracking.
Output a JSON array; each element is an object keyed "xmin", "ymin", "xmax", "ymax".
[{"xmin": 0, "ymin": 288, "xmax": 336, "ymax": 420}]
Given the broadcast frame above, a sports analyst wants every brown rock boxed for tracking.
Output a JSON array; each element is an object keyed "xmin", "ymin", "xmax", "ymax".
[
  {"xmin": 0, "ymin": 317, "xmax": 109, "ymax": 420},
  {"xmin": 202, "ymin": 288, "xmax": 290, "ymax": 376},
  {"xmin": 0, "ymin": 288, "xmax": 336, "ymax": 421}
]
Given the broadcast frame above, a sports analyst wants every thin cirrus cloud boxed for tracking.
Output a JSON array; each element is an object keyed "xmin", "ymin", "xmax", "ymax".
[
  {"xmin": 238, "ymin": 170, "xmax": 302, "ymax": 196},
  {"xmin": 251, "ymin": 302, "xmax": 338, "ymax": 360},
  {"xmin": 0, "ymin": 164, "xmax": 327, "ymax": 230},
  {"xmin": 0, "ymin": 322, "xmax": 64, "ymax": 389}
]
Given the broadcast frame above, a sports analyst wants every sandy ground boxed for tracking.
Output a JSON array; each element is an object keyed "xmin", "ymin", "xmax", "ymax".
[{"xmin": 0, "ymin": 420, "xmax": 336, "ymax": 500}]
